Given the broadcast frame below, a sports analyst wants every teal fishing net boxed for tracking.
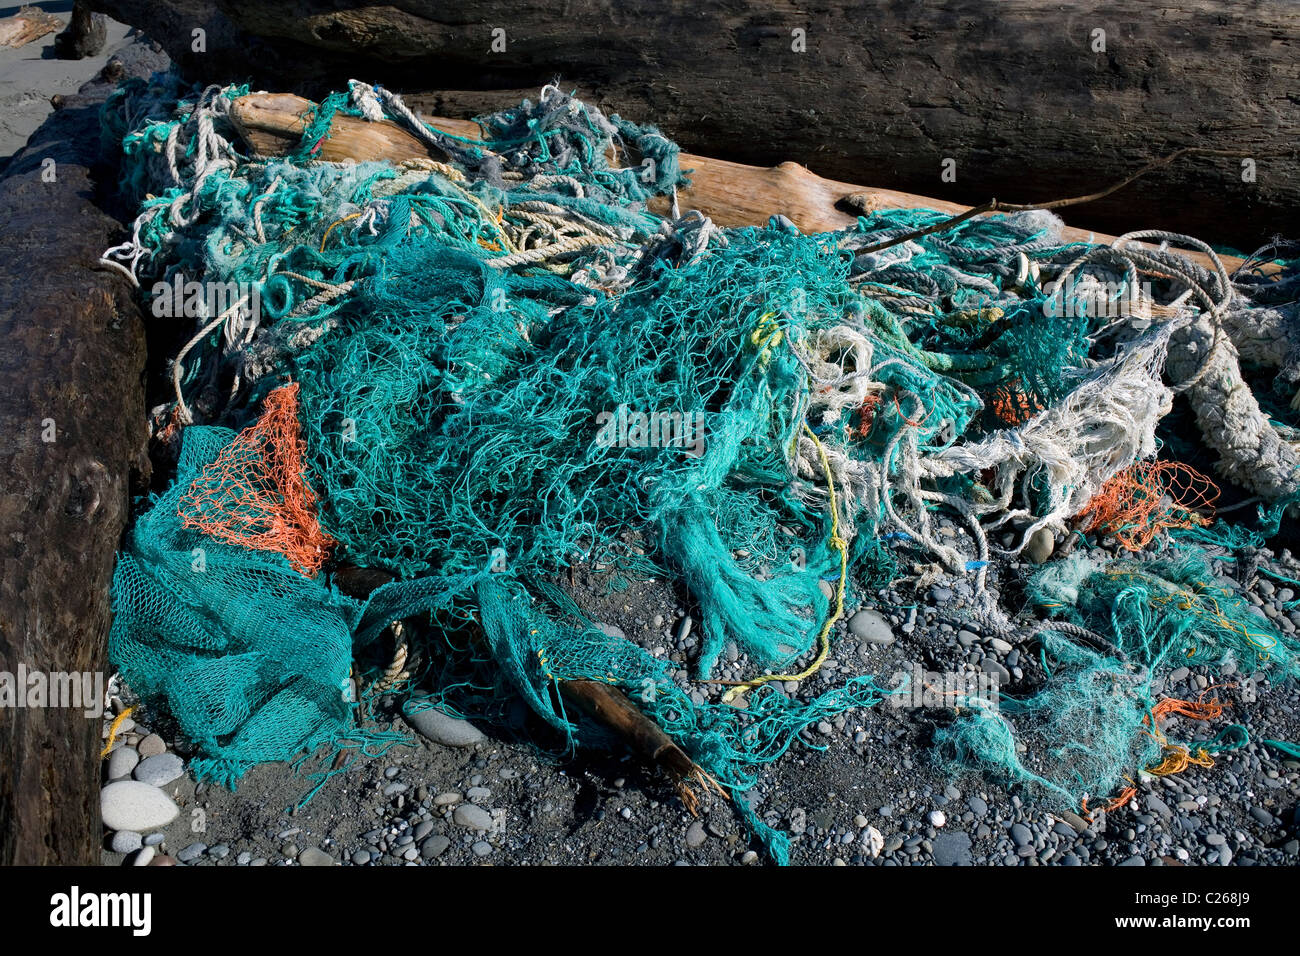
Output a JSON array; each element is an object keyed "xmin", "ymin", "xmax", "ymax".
[{"xmin": 101, "ymin": 73, "xmax": 1300, "ymax": 858}]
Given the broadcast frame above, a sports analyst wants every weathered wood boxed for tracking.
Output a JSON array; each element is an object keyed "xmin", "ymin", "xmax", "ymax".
[
  {"xmin": 229, "ymin": 92, "xmax": 445, "ymax": 165},
  {"xmin": 229, "ymin": 92, "xmax": 1245, "ymax": 274},
  {"xmin": 55, "ymin": 1, "xmax": 108, "ymax": 59},
  {"xmin": 87, "ymin": 0, "xmax": 1300, "ymax": 249},
  {"xmin": 0, "ymin": 41, "xmax": 164, "ymax": 866},
  {"xmin": 560, "ymin": 680, "xmax": 698, "ymax": 781},
  {"xmin": 0, "ymin": 5, "xmax": 63, "ymax": 47}
]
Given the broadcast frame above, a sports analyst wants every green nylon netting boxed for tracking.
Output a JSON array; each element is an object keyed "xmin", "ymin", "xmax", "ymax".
[{"xmin": 101, "ymin": 73, "xmax": 1300, "ymax": 860}]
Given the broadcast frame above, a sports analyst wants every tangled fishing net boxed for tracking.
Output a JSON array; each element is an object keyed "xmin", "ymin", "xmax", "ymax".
[{"xmin": 100, "ymin": 72, "xmax": 1300, "ymax": 860}]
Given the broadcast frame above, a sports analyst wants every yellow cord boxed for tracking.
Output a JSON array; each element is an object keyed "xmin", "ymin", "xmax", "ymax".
[
  {"xmin": 319, "ymin": 211, "xmax": 363, "ymax": 252},
  {"xmin": 100, "ymin": 705, "xmax": 136, "ymax": 759},
  {"xmin": 723, "ymin": 423, "xmax": 847, "ymax": 703}
]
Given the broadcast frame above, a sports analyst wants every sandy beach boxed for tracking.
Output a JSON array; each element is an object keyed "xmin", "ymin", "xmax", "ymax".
[{"xmin": 0, "ymin": 2, "xmax": 132, "ymax": 170}]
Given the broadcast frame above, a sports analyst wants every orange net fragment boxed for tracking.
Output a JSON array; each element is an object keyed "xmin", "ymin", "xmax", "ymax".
[
  {"xmin": 852, "ymin": 394, "xmax": 884, "ymax": 440},
  {"xmin": 1075, "ymin": 460, "xmax": 1220, "ymax": 551},
  {"xmin": 1082, "ymin": 786, "xmax": 1137, "ymax": 821},
  {"xmin": 989, "ymin": 380, "xmax": 1043, "ymax": 426},
  {"xmin": 178, "ymin": 382, "xmax": 334, "ymax": 576},
  {"xmin": 1142, "ymin": 692, "xmax": 1227, "ymax": 778}
]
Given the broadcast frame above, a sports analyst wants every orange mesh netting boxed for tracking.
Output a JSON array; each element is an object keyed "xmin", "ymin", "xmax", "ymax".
[
  {"xmin": 989, "ymin": 380, "xmax": 1042, "ymax": 426},
  {"xmin": 178, "ymin": 383, "xmax": 334, "ymax": 575},
  {"xmin": 1075, "ymin": 460, "xmax": 1220, "ymax": 551}
]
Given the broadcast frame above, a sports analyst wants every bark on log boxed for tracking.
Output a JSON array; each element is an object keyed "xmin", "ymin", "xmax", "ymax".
[
  {"xmin": 86, "ymin": 0, "xmax": 1300, "ymax": 250},
  {"xmin": 0, "ymin": 42, "xmax": 164, "ymax": 866}
]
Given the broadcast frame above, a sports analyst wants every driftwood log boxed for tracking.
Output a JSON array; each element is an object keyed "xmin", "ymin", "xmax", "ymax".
[
  {"xmin": 0, "ymin": 5, "xmax": 63, "ymax": 47},
  {"xmin": 0, "ymin": 44, "xmax": 164, "ymax": 866},
  {"xmin": 228, "ymin": 92, "xmax": 1248, "ymax": 276},
  {"xmin": 87, "ymin": 0, "xmax": 1300, "ymax": 250}
]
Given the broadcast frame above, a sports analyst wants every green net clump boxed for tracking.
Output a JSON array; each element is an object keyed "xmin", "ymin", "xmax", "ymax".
[
  {"xmin": 933, "ymin": 634, "xmax": 1160, "ymax": 811},
  {"xmin": 1029, "ymin": 550, "xmax": 1300, "ymax": 679},
  {"xmin": 100, "ymin": 73, "xmax": 1300, "ymax": 860},
  {"xmin": 938, "ymin": 545, "xmax": 1297, "ymax": 813},
  {"xmin": 109, "ymin": 425, "xmax": 367, "ymax": 787}
]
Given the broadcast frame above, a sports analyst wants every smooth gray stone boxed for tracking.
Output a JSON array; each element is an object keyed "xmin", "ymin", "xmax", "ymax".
[
  {"xmin": 453, "ymin": 804, "xmax": 494, "ymax": 830},
  {"xmin": 405, "ymin": 707, "xmax": 486, "ymax": 747},
  {"xmin": 847, "ymin": 609, "xmax": 894, "ymax": 645},
  {"xmin": 420, "ymin": 835, "xmax": 451, "ymax": 860},
  {"xmin": 176, "ymin": 842, "xmax": 207, "ymax": 863},
  {"xmin": 133, "ymin": 752, "xmax": 184, "ymax": 787},
  {"xmin": 298, "ymin": 847, "xmax": 335, "ymax": 866},
  {"xmin": 101, "ymin": 781, "xmax": 180, "ymax": 832},
  {"xmin": 107, "ymin": 746, "xmax": 139, "ymax": 781},
  {"xmin": 110, "ymin": 830, "xmax": 143, "ymax": 854}
]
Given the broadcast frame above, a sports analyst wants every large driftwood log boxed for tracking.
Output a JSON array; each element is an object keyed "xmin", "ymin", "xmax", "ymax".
[
  {"xmin": 227, "ymin": 92, "xmax": 1247, "ymax": 275},
  {"xmin": 0, "ymin": 43, "xmax": 165, "ymax": 865},
  {"xmin": 87, "ymin": 0, "xmax": 1300, "ymax": 250}
]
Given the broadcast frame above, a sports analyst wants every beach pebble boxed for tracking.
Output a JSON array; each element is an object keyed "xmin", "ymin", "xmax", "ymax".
[
  {"xmin": 110, "ymin": 830, "xmax": 142, "ymax": 854},
  {"xmin": 106, "ymin": 746, "xmax": 139, "ymax": 780},
  {"xmin": 101, "ymin": 781, "xmax": 179, "ymax": 832},
  {"xmin": 130, "ymin": 846, "xmax": 156, "ymax": 867},
  {"xmin": 685, "ymin": 820, "xmax": 707, "ymax": 848},
  {"xmin": 136, "ymin": 733, "xmax": 166, "ymax": 758},
  {"xmin": 932, "ymin": 832, "xmax": 972, "ymax": 866},
  {"xmin": 421, "ymin": 835, "xmax": 451, "ymax": 860},
  {"xmin": 298, "ymin": 847, "xmax": 335, "ymax": 866},
  {"xmin": 1026, "ymin": 527, "xmax": 1055, "ymax": 564},
  {"xmin": 847, "ymin": 609, "xmax": 895, "ymax": 645},
  {"xmin": 176, "ymin": 842, "xmax": 207, "ymax": 863},
  {"xmin": 133, "ymin": 752, "xmax": 184, "ymax": 787},
  {"xmin": 405, "ymin": 707, "xmax": 486, "ymax": 747},
  {"xmin": 453, "ymin": 804, "xmax": 494, "ymax": 830}
]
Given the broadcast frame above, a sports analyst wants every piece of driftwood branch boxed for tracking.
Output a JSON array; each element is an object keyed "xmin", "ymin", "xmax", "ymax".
[
  {"xmin": 228, "ymin": 92, "xmax": 1246, "ymax": 275},
  {"xmin": 559, "ymin": 679, "xmax": 697, "ymax": 780},
  {"xmin": 0, "ymin": 5, "xmax": 63, "ymax": 47}
]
